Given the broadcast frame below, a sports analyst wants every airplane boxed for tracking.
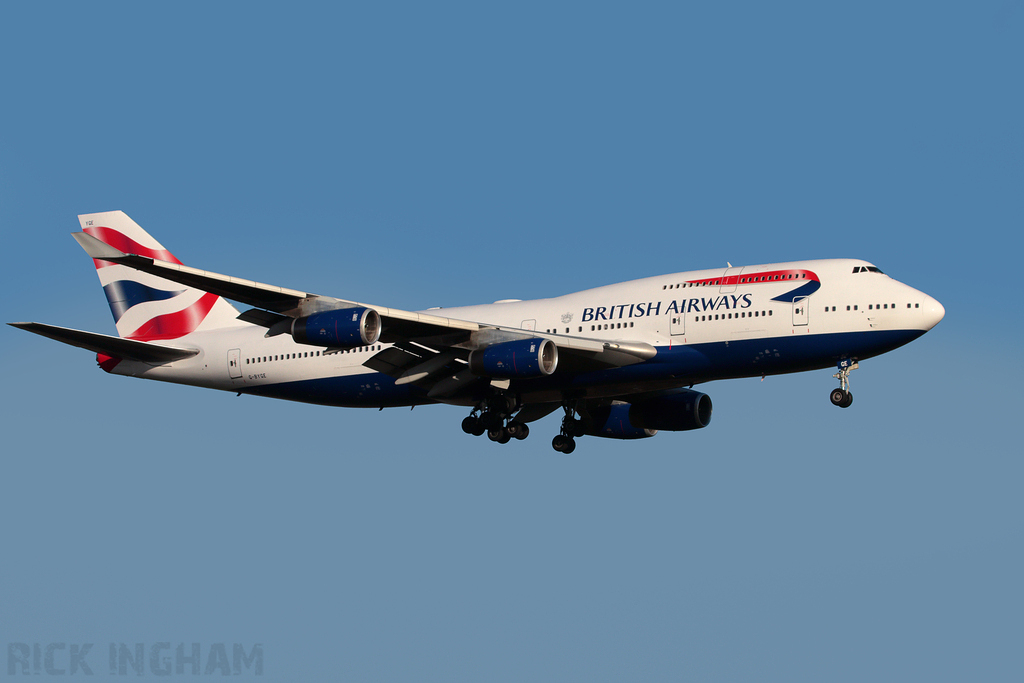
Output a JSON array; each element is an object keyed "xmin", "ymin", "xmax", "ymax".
[{"xmin": 10, "ymin": 211, "xmax": 945, "ymax": 453}]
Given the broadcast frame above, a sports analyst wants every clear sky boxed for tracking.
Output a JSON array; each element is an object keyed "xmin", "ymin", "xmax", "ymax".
[{"xmin": 1, "ymin": 2, "xmax": 1021, "ymax": 681}]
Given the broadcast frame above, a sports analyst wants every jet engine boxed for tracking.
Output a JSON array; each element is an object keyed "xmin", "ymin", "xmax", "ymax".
[
  {"xmin": 585, "ymin": 390, "xmax": 713, "ymax": 439},
  {"xmin": 629, "ymin": 390, "xmax": 713, "ymax": 431},
  {"xmin": 468, "ymin": 338, "xmax": 558, "ymax": 379},
  {"xmin": 291, "ymin": 307, "xmax": 381, "ymax": 348}
]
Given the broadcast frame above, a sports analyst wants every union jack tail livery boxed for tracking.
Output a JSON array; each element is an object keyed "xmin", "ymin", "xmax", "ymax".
[{"xmin": 78, "ymin": 211, "xmax": 243, "ymax": 340}]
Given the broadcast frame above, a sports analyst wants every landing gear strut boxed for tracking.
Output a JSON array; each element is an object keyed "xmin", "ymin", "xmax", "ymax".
[
  {"xmin": 551, "ymin": 403, "xmax": 586, "ymax": 453},
  {"xmin": 830, "ymin": 359, "xmax": 857, "ymax": 408}
]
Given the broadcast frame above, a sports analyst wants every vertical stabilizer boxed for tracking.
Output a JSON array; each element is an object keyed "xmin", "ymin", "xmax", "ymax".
[{"xmin": 78, "ymin": 211, "xmax": 245, "ymax": 340}]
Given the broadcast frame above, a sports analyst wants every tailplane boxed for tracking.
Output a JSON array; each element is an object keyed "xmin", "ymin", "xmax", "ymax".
[{"xmin": 78, "ymin": 211, "xmax": 244, "ymax": 340}]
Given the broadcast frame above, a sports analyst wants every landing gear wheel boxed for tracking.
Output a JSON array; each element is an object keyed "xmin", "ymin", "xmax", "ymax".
[
  {"xmin": 462, "ymin": 416, "xmax": 484, "ymax": 436},
  {"xmin": 488, "ymin": 428, "xmax": 511, "ymax": 444},
  {"xmin": 506, "ymin": 421, "xmax": 529, "ymax": 440},
  {"xmin": 552, "ymin": 434, "xmax": 576, "ymax": 453},
  {"xmin": 829, "ymin": 388, "xmax": 854, "ymax": 408}
]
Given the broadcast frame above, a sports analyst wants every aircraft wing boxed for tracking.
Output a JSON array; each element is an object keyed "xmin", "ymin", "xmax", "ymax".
[
  {"xmin": 74, "ymin": 231, "xmax": 486, "ymax": 337},
  {"xmin": 8, "ymin": 322, "xmax": 199, "ymax": 363},
  {"xmin": 72, "ymin": 231, "xmax": 656, "ymax": 393}
]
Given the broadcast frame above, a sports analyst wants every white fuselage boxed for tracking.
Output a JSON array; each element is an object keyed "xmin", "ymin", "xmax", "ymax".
[{"xmin": 105, "ymin": 258, "xmax": 944, "ymax": 408}]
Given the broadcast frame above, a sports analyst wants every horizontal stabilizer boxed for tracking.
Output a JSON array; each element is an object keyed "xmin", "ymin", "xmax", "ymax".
[{"xmin": 8, "ymin": 322, "xmax": 199, "ymax": 363}]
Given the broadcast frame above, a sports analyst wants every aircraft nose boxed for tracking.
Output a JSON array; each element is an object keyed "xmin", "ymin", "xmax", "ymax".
[{"xmin": 923, "ymin": 295, "xmax": 945, "ymax": 330}]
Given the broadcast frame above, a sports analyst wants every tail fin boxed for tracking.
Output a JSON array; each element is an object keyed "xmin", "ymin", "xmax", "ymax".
[{"xmin": 78, "ymin": 211, "xmax": 245, "ymax": 340}]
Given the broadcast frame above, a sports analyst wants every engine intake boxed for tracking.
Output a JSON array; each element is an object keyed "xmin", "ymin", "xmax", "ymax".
[
  {"xmin": 468, "ymin": 338, "xmax": 558, "ymax": 378},
  {"xmin": 291, "ymin": 307, "xmax": 381, "ymax": 348}
]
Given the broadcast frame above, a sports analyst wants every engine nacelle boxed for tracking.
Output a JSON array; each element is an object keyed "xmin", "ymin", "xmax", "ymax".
[
  {"xmin": 468, "ymin": 338, "xmax": 558, "ymax": 378},
  {"xmin": 584, "ymin": 390, "xmax": 712, "ymax": 439},
  {"xmin": 291, "ymin": 307, "xmax": 381, "ymax": 348},
  {"xmin": 629, "ymin": 389, "xmax": 713, "ymax": 431},
  {"xmin": 585, "ymin": 403, "xmax": 658, "ymax": 440}
]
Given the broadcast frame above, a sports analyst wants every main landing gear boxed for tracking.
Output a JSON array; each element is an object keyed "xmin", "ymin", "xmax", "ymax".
[
  {"xmin": 461, "ymin": 395, "xmax": 530, "ymax": 445},
  {"xmin": 461, "ymin": 396, "xmax": 587, "ymax": 452},
  {"xmin": 830, "ymin": 359, "xmax": 857, "ymax": 408},
  {"xmin": 551, "ymin": 403, "xmax": 587, "ymax": 454}
]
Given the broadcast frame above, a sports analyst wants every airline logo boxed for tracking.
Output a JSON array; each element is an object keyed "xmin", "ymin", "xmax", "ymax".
[
  {"xmin": 685, "ymin": 269, "xmax": 821, "ymax": 303},
  {"xmin": 581, "ymin": 269, "xmax": 821, "ymax": 322},
  {"xmin": 83, "ymin": 222, "xmax": 222, "ymax": 341}
]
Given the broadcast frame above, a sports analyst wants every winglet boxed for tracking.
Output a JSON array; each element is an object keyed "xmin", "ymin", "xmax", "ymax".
[{"xmin": 72, "ymin": 231, "xmax": 131, "ymax": 261}]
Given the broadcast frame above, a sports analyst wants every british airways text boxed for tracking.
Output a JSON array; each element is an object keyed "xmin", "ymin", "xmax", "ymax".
[{"xmin": 582, "ymin": 294, "xmax": 753, "ymax": 322}]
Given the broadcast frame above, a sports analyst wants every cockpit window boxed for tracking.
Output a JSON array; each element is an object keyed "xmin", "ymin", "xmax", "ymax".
[{"xmin": 853, "ymin": 266, "xmax": 885, "ymax": 274}]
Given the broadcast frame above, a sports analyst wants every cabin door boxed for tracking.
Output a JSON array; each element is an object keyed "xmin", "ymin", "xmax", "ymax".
[
  {"xmin": 793, "ymin": 297, "xmax": 809, "ymax": 326},
  {"xmin": 228, "ymin": 348, "xmax": 243, "ymax": 379}
]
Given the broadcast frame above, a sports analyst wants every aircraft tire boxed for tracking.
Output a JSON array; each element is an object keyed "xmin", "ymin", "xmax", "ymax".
[{"xmin": 462, "ymin": 416, "xmax": 482, "ymax": 435}]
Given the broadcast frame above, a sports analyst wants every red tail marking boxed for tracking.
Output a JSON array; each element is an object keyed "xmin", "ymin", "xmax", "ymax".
[
  {"xmin": 126, "ymin": 292, "xmax": 220, "ymax": 341},
  {"xmin": 84, "ymin": 226, "xmax": 183, "ymax": 269}
]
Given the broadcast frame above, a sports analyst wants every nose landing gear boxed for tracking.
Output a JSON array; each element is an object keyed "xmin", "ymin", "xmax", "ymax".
[{"xmin": 830, "ymin": 359, "xmax": 857, "ymax": 408}]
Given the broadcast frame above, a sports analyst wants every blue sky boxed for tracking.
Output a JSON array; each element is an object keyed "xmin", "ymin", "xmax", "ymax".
[{"xmin": 2, "ymin": 2, "xmax": 1022, "ymax": 681}]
